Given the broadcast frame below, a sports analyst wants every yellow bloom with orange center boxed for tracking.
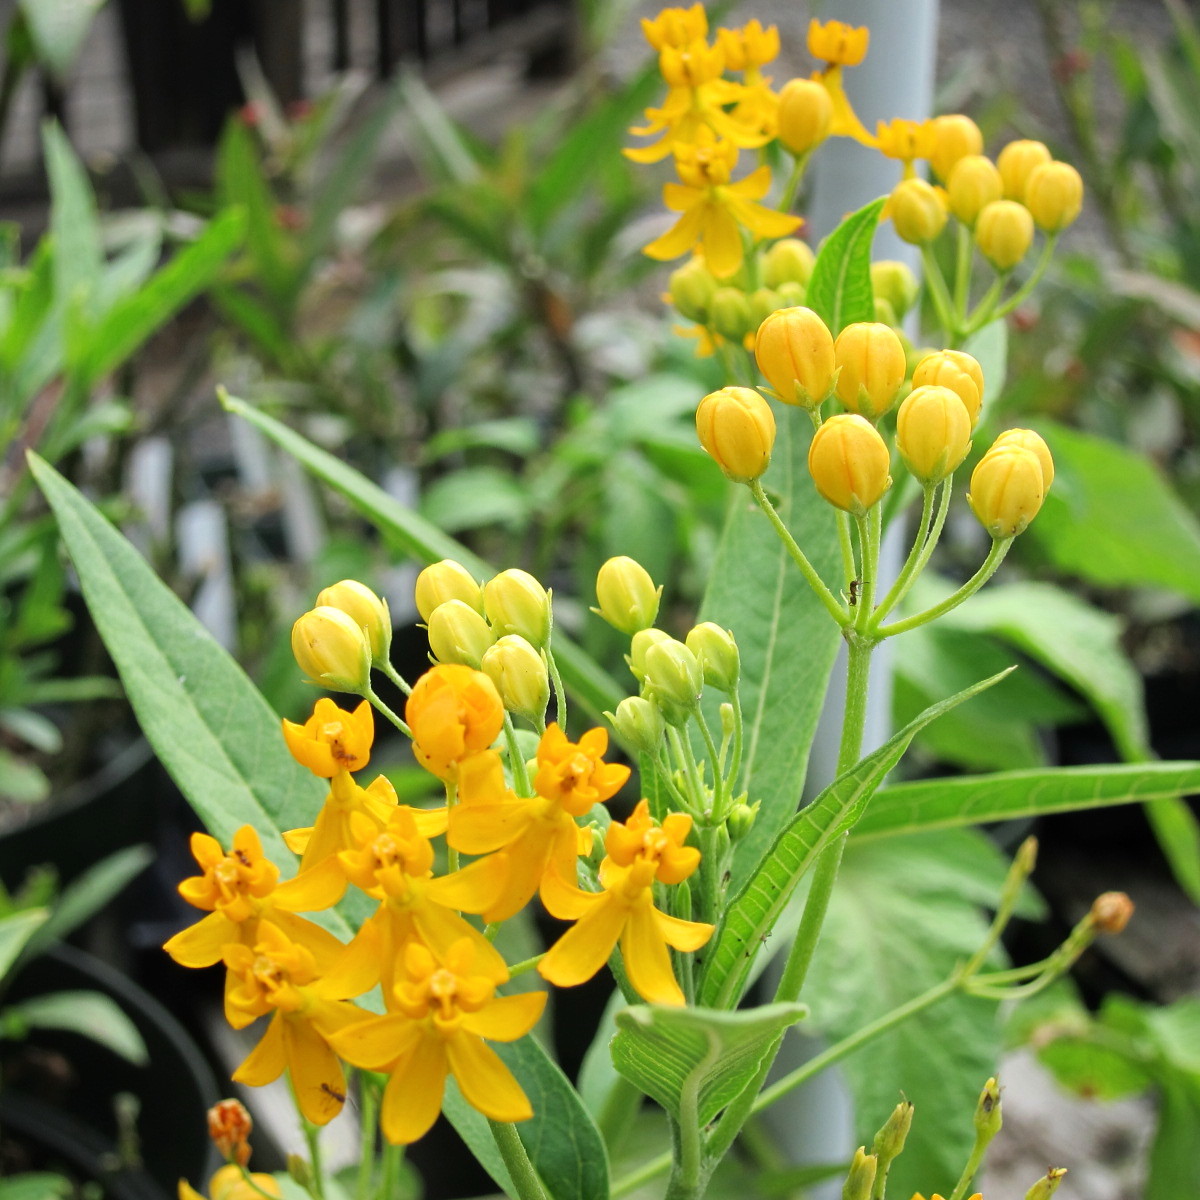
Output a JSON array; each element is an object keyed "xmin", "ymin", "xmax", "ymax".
[
  {"xmin": 640, "ymin": 3, "xmax": 707, "ymax": 50},
  {"xmin": 535, "ymin": 723, "xmax": 630, "ymax": 812},
  {"xmin": 282, "ymin": 697, "xmax": 374, "ymax": 778},
  {"xmin": 179, "ymin": 1164, "xmax": 281, "ymax": 1200},
  {"xmin": 718, "ymin": 21, "xmax": 781, "ymax": 137},
  {"xmin": 807, "ymin": 18, "xmax": 868, "ymax": 66},
  {"xmin": 643, "ymin": 136, "xmax": 800, "ymax": 278},
  {"xmin": 163, "ymin": 825, "xmax": 342, "ymax": 971},
  {"xmin": 223, "ymin": 921, "xmax": 379, "ymax": 1125},
  {"xmin": 538, "ymin": 800, "xmax": 713, "ymax": 1005},
  {"xmin": 333, "ymin": 939, "xmax": 546, "ymax": 1144},
  {"xmin": 406, "ymin": 663, "xmax": 505, "ymax": 780},
  {"xmin": 875, "ymin": 117, "xmax": 938, "ymax": 177}
]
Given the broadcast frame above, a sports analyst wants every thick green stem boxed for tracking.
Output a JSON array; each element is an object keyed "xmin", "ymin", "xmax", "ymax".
[
  {"xmin": 355, "ymin": 1074, "xmax": 379, "ymax": 1200},
  {"xmin": 749, "ymin": 480, "xmax": 849, "ymax": 627},
  {"xmin": 489, "ymin": 1121, "xmax": 550, "ymax": 1200}
]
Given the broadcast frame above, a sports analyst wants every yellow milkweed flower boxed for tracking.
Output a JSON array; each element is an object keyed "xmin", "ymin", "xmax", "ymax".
[
  {"xmin": 695, "ymin": 385, "xmax": 777, "ymax": 482},
  {"xmin": 282, "ymin": 697, "xmax": 373, "ymax": 778},
  {"xmin": 223, "ymin": 921, "xmax": 378, "ymax": 1126},
  {"xmin": 405, "ymin": 663, "xmax": 505, "ymax": 780},
  {"xmin": 643, "ymin": 135, "xmax": 800, "ymax": 278},
  {"xmin": 179, "ymin": 1164, "xmax": 282, "ymax": 1200},
  {"xmin": 291, "ymin": 606, "xmax": 371, "ymax": 694},
  {"xmin": 315, "ymin": 579, "xmax": 391, "ymax": 662},
  {"xmin": 997, "ymin": 138, "xmax": 1052, "ymax": 199},
  {"xmin": 807, "ymin": 18, "xmax": 869, "ymax": 67},
  {"xmin": 333, "ymin": 938, "xmax": 546, "ymax": 1144},
  {"xmin": 594, "ymin": 556, "xmax": 662, "ymax": 635},
  {"xmin": 776, "ymin": 78, "xmax": 834, "ymax": 155},
  {"xmin": 895, "ymin": 385, "xmax": 974, "ymax": 483},
  {"xmin": 1023, "ymin": 161, "xmax": 1084, "ymax": 233},
  {"xmin": 975, "ymin": 199, "xmax": 1035, "ymax": 270},
  {"xmin": 888, "ymin": 177, "xmax": 948, "ymax": 244},
  {"xmin": 928, "ymin": 114, "xmax": 983, "ymax": 182},
  {"xmin": 968, "ymin": 446, "xmax": 1047, "ymax": 538},
  {"xmin": 718, "ymin": 20, "xmax": 781, "ymax": 138},
  {"xmin": 640, "ymin": 3, "xmax": 707, "ymax": 50},
  {"xmin": 538, "ymin": 799, "xmax": 713, "ymax": 1005},
  {"xmin": 912, "ymin": 349, "xmax": 985, "ymax": 427},
  {"xmin": 414, "ymin": 559, "xmax": 484, "ymax": 624},
  {"xmin": 875, "ymin": 117, "xmax": 938, "ymax": 178},
  {"xmin": 808, "ymin": 414, "xmax": 893, "ymax": 514},
  {"xmin": 947, "ymin": 155, "xmax": 1004, "ymax": 227},
  {"xmin": 991, "ymin": 427, "xmax": 1055, "ymax": 487}
]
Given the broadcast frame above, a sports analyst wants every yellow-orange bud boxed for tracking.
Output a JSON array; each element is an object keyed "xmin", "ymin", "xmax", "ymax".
[
  {"xmin": 833, "ymin": 322, "xmax": 907, "ymax": 419},
  {"xmin": 975, "ymin": 200, "xmax": 1034, "ymax": 270},
  {"xmin": 594, "ymin": 556, "xmax": 662, "ymax": 635},
  {"xmin": 929, "ymin": 114, "xmax": 984, "ymax": 182},
  {"xmin": 414, "ymin": 559, "xmax": 483, "ymax": 623},
  {"xmin": 754, "ymin": 306, "xmax": 836, "ymax": 408},
  {"xmin": 808, "ymin": 413, "xmax": 892, "ymax": 514},
  {"xmin": 1023, "ymin": 161, "xmax": 1084, "ymax": 233},
  {"xmin": 695, "ymin": 386, "xmax": 776, "ymax": 483},
  {"xmin": 968, "ymin": 447, "xmax": 1046, "ymax": 538},
  {"xmin": 316, "ymin": 579, "xmax": 391, "ymax": 661},
  {"xmin": 776, "ymin": 78, "xmax": 833, "ymax": 155},
  {"xmin": 912, "ymin": 349, "xmax": 984, "ymax": 427},
  {"xmin": 947, "ymin": 154, "xmax": 1003, "ymax": 226},
  {"xmin": 761, "ymin": 238, "xmax": 815, "ymax": 288},
  {"xmin": 291, "ymin": 606, "xmax": 371, "ymax": 694},
  {"xmin": 483, "ymin": 569, "xmax": 552, "ymax": 647},
  {"xmin": 427, "ymin": 599, "xmax": 495, "ymax": 668},
  {"xmin": 991, "ymin": 427, "xmax": 1054, "ymax": 488},
  {"xmin": 889, "ymin": 178, "xmax": 948, "ymax": 245},
  {"xmin": 997, "ymin": 138, "xmax": 1052, "ymax": 200},
  {"xmin": 896, "ymin": 385, "xmax": 973, "ymax": 483},
  {"xmin": 1090, "ymin": 891, "xmax": 1134, "ymax": 935},
  {"xmin": 405, "ymin": 663, "xmax": 504, "ymax": 779}
]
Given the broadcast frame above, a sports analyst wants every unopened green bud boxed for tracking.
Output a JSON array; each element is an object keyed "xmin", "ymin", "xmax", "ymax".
[
  {"xmin": 672, "ymin": 879, "xmax": 694, "ymax": 922},
  {"xmin": 871, "ymin": 1099, "xmax": 914, "ymax": 1164},
  {"xmin": 873, "ymin": 296, "xmax": 898, "ymax": 327},
  {"xmin": 776, "ymin": 280, "xmax": 807, "ymax": 307},
  {"xmin": 762, "ymin": 237, "xmax": 815, "ymax": 288},
  {"xmin": 594, "ymin": 556, "xmax": 662, "ymax": 635},
  {"xmin": 483, "ymin": 568, "xmax": 551, "ymax": 647},
  {"xmin": 287, "ymin": 1154, "xmax": 313, "ymax": 1190},
  {"xmin": 316, "ymin": 579, "xmax": 392, "ymax": 662},
  {"xmin": 710, "ymin": 286, "xmax": 754, "ymax": 343},
  {"xmin": 747, "ymin": 286, "xmax": 782, "ymax": 328},
  {"xmin": 684, "ymin": 622, "xmax": 740, "ymax": 691},
  {"xmin": 669, "ymin": 258, "xmax": 719, "ymax": 322},
  {"xmin": 727, "ymin": 799, "xmax": 759, "ymax": 843},
  {"xmin": 1016, "ymin": 835, "xmax": 1038, "ymax": 876},
  {"xmin": 974, "ymin": 1076, "xmax": 1003, "ymax": 1142},
  {"xmin": 481, "ymin": 634, "xmax": 549, "ymax": 722},
  {"xmin": 842, "ymin": 1147, "xmax": 877, "ymax": 1200},
  {"xmin": 628, "ymin": 628, "xmax": 672, "ymax": 684},
  {"xmin": 608, "ymin": 695, "xmax": 666, "ymax": 757},
  {"xmin": 642, "ymin": 638, "xmax": 704, "ymax": 719},
  {"xmin": 427, "ymin": 599, "xmax": 495, "ymax": 668},
  {"xmin": 1025, "ymin": 1167, "xmax": 1067, "ymax": 1200}
]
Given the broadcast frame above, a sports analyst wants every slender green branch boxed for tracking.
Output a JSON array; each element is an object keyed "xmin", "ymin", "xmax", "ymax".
[
  {"xmin": 953, "ymin": 223, "xmax": 974, "ymax": 320},
  {"xmin": 612, "ymin": 1150, "xmax": 673, "ymax": 1198},
  {"xmin": 986, "ymin": 235, "xmax": 1059, "ymax": 326},
  {"xmin": 504, "ymin": 713, "xmax": 533, "ymax": 796},
  {"xmin": 546, "ymin": 647, "xmax": 568, "ymax": 729},
  {"xmin": 695, "ymin": 712, "xmax": 726, "ymax": 817},
  {"xmin": 920, "ymin": 244, "xmax": 961, "ymax": 341},
  {"xmin": 749, "ymin": 481, "xmax": 849, "ymax": 627},
  {"xmin": 379, "ymin": 659, "xmax": 412, "ymax": 696},
  {"xmin": 355, "ymin": 1074, "xmax": 379, "ymax": 1200},
  {"xmin": 506, "ymin": 952, "xmax": 547, "ymax": 978},
  {"xmin": 444, "ymin": 780, "xmax": 459, "ymax": 874},
  {"xmin": 778, "ymin": 149, "xmax": 813, "ymax": 213},
  {"xmin": 903, "ymin": 474, "xmax": 954, "ymax": 593},
  {"xmin": 872, "ymin": 482, "xmax": 936, "ymax": 624},
  {"xmin": 364, "ymin": 685, "xmax": 411, "ymax": 738},
  {"xmin": 300, "ymin": 1117, "xmax": 327, "ymax": 1200},
  {"xmin": 489, "ymin": 1121, "xmax": 550, "ymax": 1200}
]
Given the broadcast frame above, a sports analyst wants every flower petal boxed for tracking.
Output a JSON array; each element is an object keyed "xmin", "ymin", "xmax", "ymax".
[
  {"xmin": 380, "ymin": 1033, "xmax": 448, "ymax": 1144},
  {"xmin": 653, "ymin": 907, "xmax": 714, "ymax": 952},
  {"xmin": 233, "ymin": 1012, "xmax": 287, "ymax": 1086},
  {"xmin": 621, "ymin": 901, "xmax": 685, "ymax": 1005},
  {"xmin": 283, "ymin": 1016, "xmax": 347, "ymax": 1125},
  {"xmin": 699, "ymin": 205, "xmax": 744, "ymax": 278},
  {"xmin": 643, "ymin": 204, "xmax": 706, "ymax": 262},
  {"xmin": 460, "ymin": 991, "xmax": 547, "ymax": 1042},
  {"xmin": 539, "ymin": 895, "xmax": 626, "ymax": 988},
  {"xmin": 163, "ymin": 911, "xmax": 236, "ymax": 968},
  {"xmin": 333, "ymin": 1013, "xmax": 421, "ymax": 1071},
  {"xmin": 446, "ymin": 1034, "xmax": 533, "ymax": 1122}
]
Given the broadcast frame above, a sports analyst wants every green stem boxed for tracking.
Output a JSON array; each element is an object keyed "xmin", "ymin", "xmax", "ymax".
[
  {"xmin": 953, "ymin": 223, "xmax": 974, "ymax": 320},
  {"xmin": 444, "ymin": 780, "xmax": 459, "ymax": 874},
  {"xmin": 778, "ymin": 149, "xmax": 812, "ymax": 212},
  {"xmin": 301, "ymin": 1118, "xmax": 327, "ymax": 1200},
  {"xmin": 875, "ymin": 538, "xmax": 1012, "ymax": 638},
  {"xmin": 903, "ymin": 474, "xmax": 954, "ymax": 594},
  {"xmin": 948, "ymin": 1133, "xmax": 991, "ymax": 1200},
  {"xmin": 380, "ymin": 659, "xmax": 412, "ymax": 696},
  {"xmin": 364, "ymin": 685, "xmax": 411, "ymax": 738},
  {"xmin": 668, "ymin": 725, "xmax": 708, "ymax": 814},
  {"xmin": 546, "ymin": 647, "xmax": 568, "ymax": 729},
  {"xmin": 955, "ymin": 274, "xmax": 1005, "ymax": 347},
  {"xmin": 853, "ymin": 509, "xmax": 880, "ymax": 637},
  {"xmin": 489, "ymin": 1121, "xmax": 550, "ymax": 1200},
  {"xmin": 695, "ymin": 712, "xmax": 725, "ymax": 817},
  {"xmin": 749, "ymin": 480, "xmax": 849, "ymax": 627},
  {"xmin": 920, "ymin": 244, "xmax": 961, "ymax": 342},
  {"xmin": 986, "ymin": 235, "xmax": 1058, "ymax": 327},
  {"xmin": 355, "ymin": 1074, "xmax": 379, "ymax": 1200},
  {"xmin": 504, "ymin": 713, "xmax": 533, "ymax": 796},
  {"xmin": 612, "ymin": 1151, "xmax": 673, "ymax": 1198},
  {"xmin": 872, "ymin": 482, "xmax": 936, "ymax": 625},
  {"xmin": 727, "ymin": 690, "xmax": 744, "ymax": 799},
  {"xmin": 506, "ymin": 951, "xmax": 546, "ymax": 978},
  {"xmin": 378, "ymin": 1140, "xmax": 405, "ymax": 1200}
]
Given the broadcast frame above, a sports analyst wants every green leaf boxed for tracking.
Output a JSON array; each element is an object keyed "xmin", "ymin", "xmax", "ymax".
[
  {"xmin": 420, "ymin": 466, "xmax": 532, "ymax": 534},
  {"xmin": 961, "ymin": 318, "xmax": 1007, "ymax": 414},
  {"xmin": 4, "ymin": 989, "xmax": 148, "ymax": 1065},
  {"xmin": 804, "ymin": 197, "xmax": 885, "ymax": 333},
  {"xmin": 219, "ymin": 392, "xmax": 625, "ymax": 724},
  {"xmin": 699, "ymin": 417, "xmax": 843, "ymax": 887},
  {"xmin": 854, "ymin": 761, "xmax": 1200, "ymax": 840},
  {"xmin": 18, "ymin": 0, "xmax": 104, "ymax": 79},
  {"xmin": 42, "ymin": 122, "xmax": 101, "ymax": 312},
  {"xmin": 611, "ymin": 1002, "xmax": 807, "ymax": 1127},
  {"xmin": 443, "ymin": 1035, "xmax": 610, "ymax": 1200},
  {"xmin": 27, "ymin": 455, "xmax": 327, "ymax": 879},
  {"xmin": 0, "ymin": 749, "xmax": 50, "ymax": 805},
  {"xmin": 1026, "ymin": 421, "xmax": 1200, "ymax": 604},
  {"xmin": 699, "ymin": 668, "xmax": 1012, "ymax": 1009},
  {"xmin": 803, "ymin": 830, "xmax": 1010, "ymax": 1197},
  {"xmin": 0, "ymin": 1173, "xmax": 72, "ymax": 1200},
  {"xmin": 0, "ymin": 910, "xmax": 48, "ymax": 980}
]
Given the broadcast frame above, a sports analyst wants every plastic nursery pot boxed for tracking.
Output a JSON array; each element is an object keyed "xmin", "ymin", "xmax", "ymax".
[{"xmin": 0, "ymin": 943, "xmax": 220, "ymax": 1198}]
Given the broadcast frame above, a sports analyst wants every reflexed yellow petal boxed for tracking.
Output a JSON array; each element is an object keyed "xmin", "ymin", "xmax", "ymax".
[
  {"xmin": 643, "ymin": 205, "xmax": 707, "ymax": 262},
  {"xmin": 621, "ymin": 901, "xmax": 685, "ymax": 1005},
  {"xmin": 460, "ymin": 991, "xmax": 547, "ymax": 1042},
  {"xmin": 272, "ymin": 857, "xmax": 347, "ymax": 912},
  {"xmin": 267, "ymin": 911, "xmax": 346, "ymax": 974},
  {"xmin": 725, "ymin": 165, "xmax": 773, "ymax": 201},
  {"xmin": 233, "ymin": 1012, "xmax": 287, "ymax": 1086},
  {"xmin": 333, "ymin": 1013, "xmax": 421, "ymax": 1071},
  {"xmin": 412, "ymin": 905, "xmax": 510, "ymax": 983},
  {"xmin": 426, "ymin": 852, "xmax": 509, "ymax": 914},
  {"xmin": 448, "ymin": 800, "xmax": 535, "ymax": 856},
  {"xmin": 653, "ymin": 907, "xmax": 714, "ymax": 952},
  {"xmin": 663, "ymin": 183, "xmax": 702, "ymax": 213},
  {"xmin": 700, "ymin": 205, "xmax": 744, "ymax": 278},
  {"xmin": 177, "ymin": 1181, "xmax": 206, "ymax": 1200},
  {"xmin": 163, "ymin": 911, "xmax": 236, "ymax": 968},
  {"xmin": 317, "ymin": 921, "xmax": 381, "ymax": 998},
  {"xmin": 539, "ymin": 896, "xmax": 626, "ymax": 987},
  {"xmin": 283, "ymin": 1015, "xmax": 346, "ymax": 1125},
  {"xmin": 623, "ymin": 136, "xmax": 674, "ymax": 164},
  {"xmin": 380, "ymin": 1033, "xmax": 448, "ymax": 1144},
  {"xmin": 446, "ymin": 1034, "xmax": 533, "ymax": 1122},
  {"xmin": 283, "ymin": 826, "xmax": 311, "ymax": 854},
  {"xmin": 412, "ymin": 805, "xmax": 448, "ymax": 839},
  {"xmin": 724, "ymin": 194, "xmax": 803, "ymax": 240},
  {"xmin": 539, "ymin": 866, "xmax": 603, "ymax": 921}
]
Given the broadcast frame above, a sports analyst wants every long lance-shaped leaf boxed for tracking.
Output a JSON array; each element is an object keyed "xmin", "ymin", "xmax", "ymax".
[
  {"xmin": 699, "ymin": 668, "xmax": 1013, "ymax": 1010},
  {"xmin": 852, "ymin": 761, "xmax": 1200, "ymax": 842},
  {"xmin": 804, "ymin": 196, "xmax": 885, "ymax": 333},
  {"xmin": 219, "ymin": 391, "xmax": 625, "ymax": 722}
]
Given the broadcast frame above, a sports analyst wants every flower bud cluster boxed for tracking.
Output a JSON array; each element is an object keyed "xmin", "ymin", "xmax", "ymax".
[
  {"xmin": 967, "ymin": 427, "xmax": 1054, "ymax": 540},
  {"xmin": 292, "ymin": 580, "xmax": 392, "ymax": 695}
]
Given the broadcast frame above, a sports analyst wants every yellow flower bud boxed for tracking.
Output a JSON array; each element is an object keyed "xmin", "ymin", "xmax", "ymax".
[
  {"xmin": 208, "ymin": 1165, "xmax": 282, "ymax": 1200},
  {"xmin": 427, "ymin": 599, "xmax": 495, "ymax": 668},
  {"xmin": 991, "ymin": 427, "xmax": 1054, "ymax": 488},
  {"xmin": 889, "ymin": 178, "xmax": 948, "ymax": 245},
  {"xmin": 695, "ymin": 386, "xmax": 776, "ymax": 483},
  {"xmin": 642, "ymin": 637, "xmax": 704, "ymax": 723},
  {"xmin": 668, "ymin": 257, "xmax": 719, "ymax": 322},
  {"xmin": 975, "ymin": 199, "xmax": 1034, "ymax": 271},
  {"xmin": 608, "ymin": 695, "xmax": 666, "ymax": 757},
  {"xmin": 776, "ymin": 280, "xmax": 807, "ymax": 307},
  {"xmin": 968, "ymin": 447, "xmax": 1046, "ymax": 538},
  {"xmin": 406, "ymin": 663, "xmax": 504, "ymax": 779},
  {"xmin": 709, "ymin": 286, "xmax": 754, "ymax": 343},
  {"xmin": 776, "ymin": 78, "xmax": 833, "ymax": 155},
  {"xmin": 833, "ymin": 322, "xmax": 907, "ymax": 419},
  {"xmin": 481, "ymin": 634, "xmax": 549, "ymax": 723},
  {"xmin": 594, "ymin": 556, "xmax": 662, "ymax": 635},
  {"xmin": 912, "ymin": 349, "xmax": 984, "ymax": 427},
  {"xmin": 870, "ymin": 261, "xmax": 919, "ymax": 321},
  {"xmin": 483, "ymin": 569, "xmax": 552, "ymax": 647},
  {"xmin": 896, "ymin": 385, "xmax": 973, "ymax": 483},
  {"xmin": 754, "ymin": 306, "xmax": 836, "ymax": 408},
  {"xmin": 997, "ymin": 138, "xmax": 1052, "ymax": 200},
  {"xmin": 806, "ymin": 18, "xmax": 868, "ymax": 67},
  {"xmin": 628, "ymin": 628, "xmax": 672, "ymax": 685},
  {"xmin": 973, "ymin": 1076, "xmax": 1003, "ymax": 1141},
  {"xmin": 315, "ymin": 579, "xmax": 391, "ymax": 661},
  {"xmin": 414, "ymin": 559, "xmax": 483, "ymax": 623},
  {"xmin": 761, "ymin": 237, "xmax": 815, "ymax": 288},
  {"xmin": 808, "ymin": 413, "xmax": 892, "ymax": 514},
  {"xmin": 929, "ymin": 113, "xmax": 984, "ymax": 182},
  {"xmin": 1023, "ymin": 161, "xmax": 1083, "ymax": 233},
  {"xmin": 947, "ymin": 154, "xmax": 1003, "ymax": 226},
  {"xmin": 291, "ymin": 606, "xmax": 372, "ymax": 694},
  {"xmin": 842, "ymin": 1147, "xmax": 878, "ymax": 1200},
  {"xmin": 1089, "ymin": 891, "xmax": 1134, "ymax": 935},
  {"xmin": 684, "ymin": 622, "xmax": 740, "ymax": 691}
]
